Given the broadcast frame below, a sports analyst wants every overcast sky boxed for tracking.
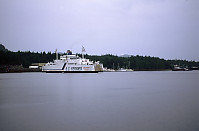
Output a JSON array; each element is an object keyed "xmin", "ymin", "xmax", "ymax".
[{"xmin": 0, "ymin": 0, "xmax": 198, "ymax": 60}]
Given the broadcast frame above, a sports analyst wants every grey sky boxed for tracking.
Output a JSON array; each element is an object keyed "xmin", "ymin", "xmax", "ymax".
[{"xmin": 0, "ymin": 0, "xmax": 198, "ymax": 61}]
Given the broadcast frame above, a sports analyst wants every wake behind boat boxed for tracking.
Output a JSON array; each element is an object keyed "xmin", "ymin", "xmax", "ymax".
[{"xmin": 42, "ymin": 48, "xmax": 103, "ymax": 73}]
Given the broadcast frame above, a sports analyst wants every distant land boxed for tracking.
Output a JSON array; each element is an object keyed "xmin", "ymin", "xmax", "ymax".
[
  {"xmin": 0, "ymin": 44, "xmax": 199, "ymax": 72},
  {"xmin": 119, "ymin": 54, "xmax": 132, "ymax": 58},
  {"xmin": 0, "ymin": 44, "xmax": 9, "ymax": 52}
]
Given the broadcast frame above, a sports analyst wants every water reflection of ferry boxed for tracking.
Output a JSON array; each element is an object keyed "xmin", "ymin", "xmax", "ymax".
[{"xmin": 42, "ymin": 49, "xmax": 103, "ymax": 73}]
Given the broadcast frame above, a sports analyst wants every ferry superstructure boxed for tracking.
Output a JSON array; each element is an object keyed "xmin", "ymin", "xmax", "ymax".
[{"xmin": 42, "ymin": 50, "xmax": 103, "ymax": 73}]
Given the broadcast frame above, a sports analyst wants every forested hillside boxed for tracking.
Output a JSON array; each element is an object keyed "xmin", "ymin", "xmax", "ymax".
[
  {"xmin": 1, "ymin": 50, "xmax": 199, "ymax": 70},
  {"xmin": 84, "ymin": 54, "xmax": 199, "ymax": 70},
  {"xmin": 0, "ymin": 50, "xmax": 55, "ymax": 67}
]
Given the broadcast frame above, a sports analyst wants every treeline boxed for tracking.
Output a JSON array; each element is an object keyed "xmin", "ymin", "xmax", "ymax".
[
  {"xmin": 0, "ymin": 51, "xmax": 56, "ymax": 67},
  {"xmin": 1, "ymin": 50, "xmax": 199, "ymax": 70},
  {"xmin": 84, "ymin": 54, "xmax": 199, "ymax": 70}
]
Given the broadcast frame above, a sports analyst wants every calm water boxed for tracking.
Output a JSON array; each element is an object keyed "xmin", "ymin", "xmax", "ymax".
[{"xmin": 0, "ymin": 71, "xmax": 199, "ymax": 131}]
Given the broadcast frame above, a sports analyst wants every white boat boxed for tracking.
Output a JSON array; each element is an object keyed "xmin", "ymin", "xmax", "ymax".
[
  {"xmin": 42, "ymin": 49, "xmax": 103, "ymax": 73},
  {"xmin": 117, "ymin": 68, "xmax": 128, "ymax": 72},
  {"xmin": 172, "ymin": 65, "xmax": 189, "ymax": 71},
  {"xmin": 117, "ymin": 68, "xmax": 134, "ymax": 72}
]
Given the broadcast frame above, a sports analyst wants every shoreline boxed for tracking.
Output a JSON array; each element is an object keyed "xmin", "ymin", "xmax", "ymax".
[
  {"xmin": 1, "ymin": 65, "xmax": 198, "ymax": 73},
  {"xmin": 0, "ymin": 69, "xmax": 174, "ymax": 73},
  {"xmin": 0, "ymin": 65, "xmax": 42, "ymax": 73}
]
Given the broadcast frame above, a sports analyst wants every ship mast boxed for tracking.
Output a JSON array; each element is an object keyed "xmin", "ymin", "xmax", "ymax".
[
  {"xmin": 82, "ymin": 46, "xmax": 86, "ymax": 59},
  {"xmin": 55, "ymin": 49, "xmax": 58, "ymax": 60}
]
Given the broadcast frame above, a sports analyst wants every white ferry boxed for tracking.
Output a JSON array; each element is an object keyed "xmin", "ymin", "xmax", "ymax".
[{"xmin": 42, "ymin": 49, "xmax": 103, "ymax": 73}]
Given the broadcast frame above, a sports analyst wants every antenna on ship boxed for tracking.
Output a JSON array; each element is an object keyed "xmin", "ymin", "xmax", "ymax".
[
  {"xmin": 82, "ymin": 46, "xmax": 86, "ymax": 59},
  {"xmin": 55, "ymin": 49, "xmax": 58, "ymax": 60}
]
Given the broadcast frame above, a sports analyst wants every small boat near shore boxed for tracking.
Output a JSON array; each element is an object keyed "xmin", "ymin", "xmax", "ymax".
[
  {"xmin": 172, "ymin": 65, "xmax": 190, "ymax": 71},
  {"xmin": 42, "ymin": 48, "xmax": 103, "ymax": 73},
  {"xmin": 116, "ymin": 68, "xmax": 134, "ymax": 72},
  {"xmin": 191, "ymin": 67, "xmax": 199, "ymax": 70}
]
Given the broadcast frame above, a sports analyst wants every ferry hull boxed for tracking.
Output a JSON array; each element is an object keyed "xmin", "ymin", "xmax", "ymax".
[{"xmin": 44, "ymin": 70, "xmax": 101, "ymax": 73}]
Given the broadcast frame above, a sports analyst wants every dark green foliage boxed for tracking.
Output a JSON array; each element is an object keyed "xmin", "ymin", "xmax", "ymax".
[
  {"xmin": 86, "ymin": 55, "xmax": 173, "ymax": 70},
  {"xmin": 0, "ymin": 51, "xmax": 55, "ymax": 67},
  {"xmin": 83, "ymin": 54, "xmax": 198, "ymax": 70}
]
